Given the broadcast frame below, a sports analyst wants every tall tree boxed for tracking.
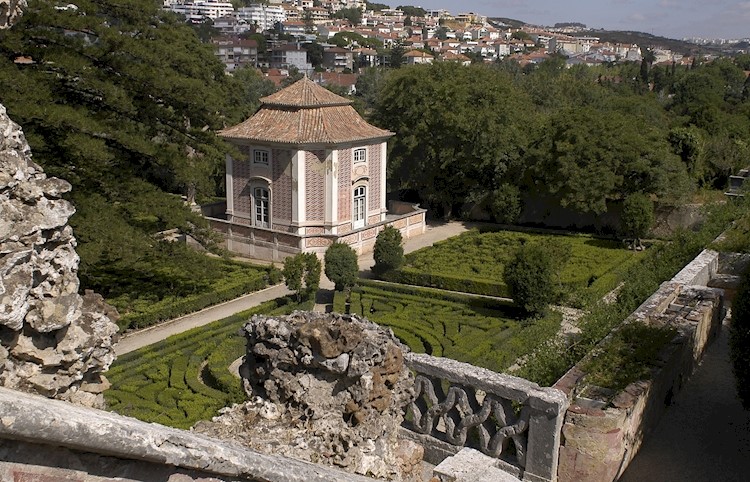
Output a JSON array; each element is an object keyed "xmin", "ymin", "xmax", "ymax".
[
  {"xmin": 621, "ymin": 193, "xmax": 654, "ymax": 250},
  {"xmin": 525, "ymin": 107, "xmax": 691, "ymax": 214},
  {"xmin": 282, "ymin": 253, "xmax": 322, "ymax": 301},
  {"xmin": 0, "ymin": 0, "xmax": 255, "ymax": 294},
  {"xmin": 324, "ymin": 243, "xmax": 358, "ymax": 292},
  {"xmin": 372, "ymin": 226, "xmax": 404, "ymax": 275},
  {"xmin": 374, "ymin": 63, "xmax": 532, "ymax": 217},
  {"xmin": 389, "ymin": 39, "xmax": 406, "ymax": 69}
]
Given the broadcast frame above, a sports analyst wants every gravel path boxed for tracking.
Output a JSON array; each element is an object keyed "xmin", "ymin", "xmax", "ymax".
[
  {"xmin": 619, "ymin": 315, "xmax": 750, "ymax": 482},
  {"xmin": 114, "ymin": 284, "xmax": 292, "ymax": 355}
]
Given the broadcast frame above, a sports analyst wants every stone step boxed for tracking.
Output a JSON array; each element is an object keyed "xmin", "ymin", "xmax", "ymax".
[{"xmin": 433, "ymin": 448, "xmax": 522, "ymax": 482}]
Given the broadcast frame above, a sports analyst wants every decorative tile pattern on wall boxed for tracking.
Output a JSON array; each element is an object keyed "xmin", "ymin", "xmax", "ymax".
[
  {"xmin": 306, "ymin": 237, "xmax": 333, "ymax": 248},
  {"xmin": 305, "ymin": 150, "xmax": 326, "ymax": 222},
  {"xmin": 338, "ymin": 148, "xmax": 352, "ymax": 222},
  {"xmin": 362, "ymin": 227, "xmax": 378, "ymax": 240},
  {"xmin": 369, "ymin": 144, "xmax": 381, "ymax": 210},
  {"xmin": 232, "ymin": 155, "xmax": 251, "ymax": 217},
  {"xmin": 272, "ymin": 149, "xmax": 292, "ymax": 222}
]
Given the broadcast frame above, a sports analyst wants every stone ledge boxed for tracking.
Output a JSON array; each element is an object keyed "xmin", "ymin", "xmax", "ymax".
[
  {"xmin": 0, "ymin": 387, "xmax": 371, "ymax": 482},
  {"xmin": 433, "ymin": 448, "xmax": 522, "ymax": 482},
  {"xmin": 405, "ymin": 353, "xmax": 568, "ymax": 412}
]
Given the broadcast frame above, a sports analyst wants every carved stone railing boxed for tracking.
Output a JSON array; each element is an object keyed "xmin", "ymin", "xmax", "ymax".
[{"xmin": 403, "ymin": 353, "xmax": 568, "ymax": 482}]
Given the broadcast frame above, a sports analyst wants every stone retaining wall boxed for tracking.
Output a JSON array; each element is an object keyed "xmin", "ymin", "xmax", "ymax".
[
  {"xmin": 205, "ymin": 206, "xmax": 426, "ymax": 261},
  {"xmin": 0, "ymin": 387, "xmax": 371, "ymax": 482},
  {"xmin": 553, "ymin": 249, "xmax": 725, "ymax": 482}
]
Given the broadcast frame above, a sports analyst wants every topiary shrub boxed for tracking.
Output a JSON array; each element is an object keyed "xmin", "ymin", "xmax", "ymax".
[
  {"xmin": 621, "ymin": 193, "xmax": 654, "ymax": 250},
  {"xmin": 324, "ymin": 242, "xmax": 358, "ymax": 291},
  {"xmin": 282, "ymin": 252, "xmax": 321, "ymax": 301},
  {"xmin": 503, "ymin": 242, "xmax": 556, "ymax": 317},
  {"xmin": 373, "ymin": 225, "xmax": 404, "ymax": 276},
  {"xmin": 730, "ymin": 267, "xmax": 750, "ymax": 409}
]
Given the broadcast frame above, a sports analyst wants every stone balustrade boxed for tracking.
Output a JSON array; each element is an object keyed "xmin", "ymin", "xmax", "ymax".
[{"xmin": 403, "ymin": 352, "xmax": 568, "ymax": 482}]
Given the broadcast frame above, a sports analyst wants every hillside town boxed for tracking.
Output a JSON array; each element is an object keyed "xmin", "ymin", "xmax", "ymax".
[{"xmin": 163, "ymin": 0, "xmax": 706, "ymax": 88}]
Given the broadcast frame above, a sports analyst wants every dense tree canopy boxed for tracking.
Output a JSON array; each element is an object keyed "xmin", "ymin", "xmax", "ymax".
[
  {"xmin": 371, "ymin": 56, "xmax": 750, "ymax": 221},
  {"xmin": 374, "ymin": 62, "xmax": 532, "ymax": 217},
  {"xmin": 332, "ymin": 7, "xmax": 362, "ymax": 25},
  {"xmin": 0, "ymin": 0, "xmax": 260, "ymax": 296},
  {"xmin": 525, "ymin": 107, "xmax": 690, "ymax": 213}
]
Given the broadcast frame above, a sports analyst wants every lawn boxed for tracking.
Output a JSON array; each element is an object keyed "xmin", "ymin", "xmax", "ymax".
[
  {"xmin": 388, "ymin": 228, "xmax": 643, "ymax": 306},
  {"xmin": 104, "ymin": 297, "xmax": 311, "ymax": 429},
  {"xmin": 335, "ymin": 282, "xmax": 562, "ymax": 374}
]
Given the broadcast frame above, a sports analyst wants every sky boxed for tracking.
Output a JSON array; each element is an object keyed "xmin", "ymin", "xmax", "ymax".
[{"xmin": 390, "ymin": 1, "xmax": 750, "ymax": 40}]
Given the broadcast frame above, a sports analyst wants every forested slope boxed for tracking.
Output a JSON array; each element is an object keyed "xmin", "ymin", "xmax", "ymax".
[{"xmin": 0, "ymin": 0, "xmax": 274, "ymax": 303}]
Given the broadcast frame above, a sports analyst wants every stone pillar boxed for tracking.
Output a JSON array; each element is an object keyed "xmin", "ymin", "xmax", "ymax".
[{"xmin": 293, "ymin": 149, "xmax": 305, "ymax": 227}]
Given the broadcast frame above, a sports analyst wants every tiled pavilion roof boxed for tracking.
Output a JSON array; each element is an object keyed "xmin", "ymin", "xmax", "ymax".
[{"xmin": 219, "ymin": 76, "xmax": 394, "ymax": 145}]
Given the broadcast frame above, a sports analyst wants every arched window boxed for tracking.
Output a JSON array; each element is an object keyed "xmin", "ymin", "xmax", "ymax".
[
  {"xmin": 253, "ymin": 186, "xmax": 270, "ymax": 228},
  {"xmin": 353, "ymin": 185, "xmax": 366, "ymax": 229}
]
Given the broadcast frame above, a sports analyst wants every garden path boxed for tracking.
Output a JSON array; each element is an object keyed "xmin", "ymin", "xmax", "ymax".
[
  {"xmin": 114, "ymin": 283, "xmax": 293, "ymax": 355},
  {"xmin": 619, "ymin": 314, "xmax": 750, "ymax": 482},
  {"xmin": 116, "ymin": 220, "xmax": 475, "ymax": 355}
]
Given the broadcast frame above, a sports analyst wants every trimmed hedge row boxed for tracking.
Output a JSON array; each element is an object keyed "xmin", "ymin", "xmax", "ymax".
[
  {"xmin": 106, "ymin": 297, "xmax": 311, "ymax": 429},
  {"xmin": 383, "ymin": 268, "xmax": 509, "ymax": 297},
  {"xmin": 356, "ymin": 278, "xmax": 516, "ymax": 310},
  {"xmin": 334, "ymin": 283, "xmax": 560, "ymax": 374},
  {"xmin": 383, "ymin": 229, "xmax": 641, "ymax": 307},
  {"xmin": 116, "ymin": 265, "xmax": 282, "ymax": 331}
]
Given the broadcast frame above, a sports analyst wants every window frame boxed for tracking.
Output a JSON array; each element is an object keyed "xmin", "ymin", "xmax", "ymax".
[
  {"xmin": 352, "ymin": 185, "xmax": 366, "ymax": 229},
  {"xmin": 253, "ymin": 149, "xmax": 270, "ymax": 166},
  {"xmin": 253, "ymin": 186, "xmax": 270, "ymax": 228},
  {"xmin": 353, "ymin": 147, "xmax": 367, "ymax": 164}
]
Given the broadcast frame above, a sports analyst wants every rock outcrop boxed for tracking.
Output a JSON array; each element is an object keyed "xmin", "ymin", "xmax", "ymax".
[
  {"xmin": 0, "ymin": 0, "xmax": 25, "ymax": 29},
  {"xmin": 195, "ymin": 311, "xmax": 422, "ymax": 480},
  {"xmin": 0, "ymin": 104, "xmax": 118, "ymax": 408}
]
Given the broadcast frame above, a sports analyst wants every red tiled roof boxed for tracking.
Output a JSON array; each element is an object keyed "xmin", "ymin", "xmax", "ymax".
[
  {"xmin": 220, "ymin": 77, "xmax": 393, "ymax": 145},
  {"xmin": 259, "ymin": 76, "xmax": 351, "ymax": 107}
]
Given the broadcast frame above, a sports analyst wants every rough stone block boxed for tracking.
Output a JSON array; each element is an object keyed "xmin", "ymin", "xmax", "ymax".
[{"xmin": 433, "ymin": 448, "xmax": 521, "ymax": 482}]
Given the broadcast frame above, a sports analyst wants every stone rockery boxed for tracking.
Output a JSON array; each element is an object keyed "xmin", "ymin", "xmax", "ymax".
[{"xmin": 0, "ymin": 104, "xmax": 118, "ymax": 408}]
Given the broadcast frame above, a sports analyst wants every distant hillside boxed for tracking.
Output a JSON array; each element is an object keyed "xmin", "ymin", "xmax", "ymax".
[
  {"xmin": 579, "ymin": 30, "xmax": 720, "ymax": 56},
  {"xmin": 488, "ymin": 17, "xmax": 526, "ymax": 29},
  {"xmin": 487, "ymin": 18, "xmax": 723, "ymax": 57}
]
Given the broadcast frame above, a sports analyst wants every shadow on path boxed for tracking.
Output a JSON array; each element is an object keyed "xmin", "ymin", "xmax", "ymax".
[
  {"xmin": 619, "ymin": 317, "xmax": 750, "ymax": 482},
  {"xmin": 314, "ymin": 288, "xmax": 334, "ymax": 313}
]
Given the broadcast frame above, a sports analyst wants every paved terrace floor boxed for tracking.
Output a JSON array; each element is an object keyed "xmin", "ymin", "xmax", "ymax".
[
  {"xmin": 619, "ymin": 315, "xmax": 750, "ymax": 482},
  {"xmin": 114, "ymin": 220, "xmax": 474, "ymax": 355}
]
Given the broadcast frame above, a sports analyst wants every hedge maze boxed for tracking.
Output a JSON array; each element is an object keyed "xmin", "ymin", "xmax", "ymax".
[
  {"xmin": 105, "ymin": 299, "xmax": 309, "ymax": 428},
  {"xmin": 106, "ymin": 227, "xmax": 646, "ymax": 427},
  {"xmin": 335, "ymin": 282, "xmax": 561, "ymax": 373},
  {"xmin": 388, "ymin": 229, "xmax": 642, "ymax": 306}
]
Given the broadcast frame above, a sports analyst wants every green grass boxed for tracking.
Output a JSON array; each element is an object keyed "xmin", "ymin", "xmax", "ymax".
[
  {"xmin": 582, "ymin": 322, "xmax": 677, "ymax": 392},
  {"xmin": 105, "ymin": 297, "xmax": 310, "ymax": 429},
  {"xmin": 390, "ymin": 228, "xmax": 642, "ymax": 306},
  {"xmin": 336, "ymin": 283, "xmax": 562, "ymax": 373}
]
